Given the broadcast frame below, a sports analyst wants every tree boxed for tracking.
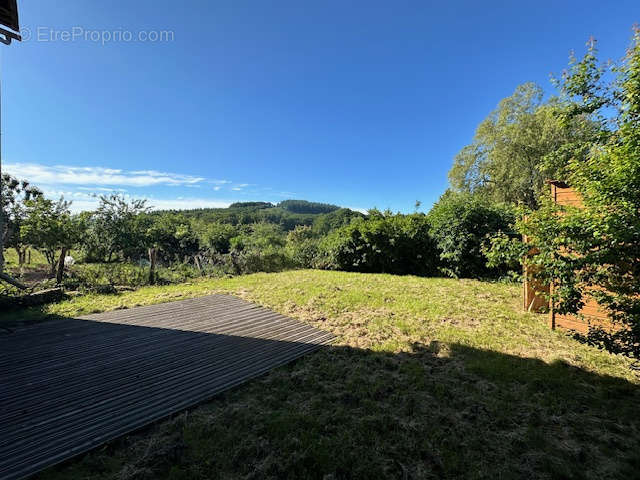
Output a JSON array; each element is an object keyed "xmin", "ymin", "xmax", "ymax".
[
  {"xmin": 449, "ymin": 82, "xmax": 595, "ymax": 208},
  {"xmin": 195, "ymin": 221, "xmax": 238, "ymax": 254},
  {"xmin": 0, "ymin": 174, "xmax": 43, "ymax": 270},
  {"xmin": 311, "ymin": 208, "xmax": 364, "ymax": 236},
  {"xmin": 22, "ymin": 196, "xmax": 78, "ymax": 277},
  {"xmin": 427, "ymin": 191, "xmax": 515, "ymax": 278},
  {"xmin": 519, "ymin": 31, "xmax": 640, "ymax": 357},
  {"xmin": 91, "ymin": 194, "xmax": 149, "ymax": 262},
  {"xmin": 286, "ymin": 225, "xmax": 319, "ymax": 268},
  {"xmin": 141, "ymin": 213, "xmax": 199, "ymax": 263}
]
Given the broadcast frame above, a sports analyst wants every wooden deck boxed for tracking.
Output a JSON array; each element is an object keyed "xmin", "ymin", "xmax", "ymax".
[{"xmin": 0, "ymin": 295, "xmax": 334, "ymax": 480}]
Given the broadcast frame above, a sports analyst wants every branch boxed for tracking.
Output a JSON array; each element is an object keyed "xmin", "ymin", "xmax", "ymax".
[{"xmin": 0, "ymin": 271, "xmax": 27, "ymax": 290}]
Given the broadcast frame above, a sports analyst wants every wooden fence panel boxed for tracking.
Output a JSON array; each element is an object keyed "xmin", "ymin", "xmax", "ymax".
[{"xmin": 525, "ymin": 181, "xmax": 614, "ymax": 333}]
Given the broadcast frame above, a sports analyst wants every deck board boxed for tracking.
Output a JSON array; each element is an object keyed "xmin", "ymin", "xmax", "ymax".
[{"xmin": 0, "ymin": 295, "xmax": 334, "ymax": 480}]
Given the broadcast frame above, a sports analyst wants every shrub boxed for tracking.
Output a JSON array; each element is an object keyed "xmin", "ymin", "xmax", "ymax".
[
  {"xmin": 320, "ymin": 212, "xmax": 439, "ymax": 276},
  {"xmin": 311, "ymin": 208, "xmax": 364, "ymax": 236},
  {"xmin": 286, "ymin": 226, "xmax": 320, "ymax": 268},
  {"xmin": 234, "ymin": 247, "xmax": 292, "ymax": 274},
  {"xmin": 196, "ymin": 222, "xmax": 238, "ymax": 254},
  {"xmin": 63, "ymin": 262, "xmax": 204, "ymax": 292},
  {"xmin": 229, "ymin": 223, "xmax": 286, "ymax": 252},
  {"xmin": 427, "ymin": 191, "xmax": 515, "ymax": 278}
]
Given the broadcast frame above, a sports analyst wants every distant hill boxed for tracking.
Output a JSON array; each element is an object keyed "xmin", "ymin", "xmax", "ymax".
[
  {"xmin": 153, "ymin": 199, "xmax": 363, "ymax": 231},
  {"xmin": 278, "ymin": 200, "xmax": 340, "ymax": 215},
  {"xmin": 228, "ymin": 202, "xmax": 274, "ymax": 209}
]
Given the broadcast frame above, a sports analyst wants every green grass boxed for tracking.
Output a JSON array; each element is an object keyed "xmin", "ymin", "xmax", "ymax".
[
  {"xmin": 9, "ymin": 270, "xmax": 638, "ymax": 480},
  {"xmin": 3, "ymin": 247, "xmax": 49, "ymax": 267}
]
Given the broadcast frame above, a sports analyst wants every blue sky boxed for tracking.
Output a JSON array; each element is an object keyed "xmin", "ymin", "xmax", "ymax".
[{"xmin": 2, "ymin": 1, "xmax": 637, "ymax": 212}]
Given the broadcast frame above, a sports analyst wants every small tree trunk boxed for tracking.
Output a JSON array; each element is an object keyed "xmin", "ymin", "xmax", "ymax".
[
  {"xmin": 16, "ymin": 247, "xmax": 26, "ymax": 277},
  {"xmin": 148, "ymin": 247, "xmax": 157, "ymax": 285},
  {"xmin": 194, "ymin": 255, "xmax": 202, "ymax": 272},
  {"xmin": 230, "ymin": 251, "xmax": 241, "ymax": 275},
  {"xmin": 48, "ymin": 252, "xmax": 56, "ymax": 275},
  {"xmin": 0, "ymin": 221, "xmax": 6, "ymax": 274},
  {"xmin": 56, "ymin": 247, "xmax": 68, "ymax": 285},
  {"xmin": 27, "ymin": 249, "xmax": 31, "ymax": 264}
]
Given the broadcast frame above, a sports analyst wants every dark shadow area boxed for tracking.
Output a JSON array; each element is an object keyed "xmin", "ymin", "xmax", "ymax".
[{"xmin": 1, "ymin": 296, "xmax": 638, "ymax": 480}]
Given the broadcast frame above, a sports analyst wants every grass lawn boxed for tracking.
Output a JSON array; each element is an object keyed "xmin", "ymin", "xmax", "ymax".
[
  {"xmin": 3, "ymin": 248, "xmax": 49, "ymax": 267},
  {"xmin": 6, "ymin": 270, "xmax": 639, "ymax": 479}
]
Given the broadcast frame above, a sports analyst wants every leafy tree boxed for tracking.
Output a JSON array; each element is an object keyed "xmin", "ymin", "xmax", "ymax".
[
  {"xmin": 230, "ymin": 223, "xmax": 286, "ymax": 252},
  {"xmin": 195, "ymin": 221, "xmax": 238, "ymax": 254},
  {"xmin": 22, "ymin": 196, "xmax": 78, "ymax": 275},
  {"xmin": 286, "ymin": 226, "xmax": 319, "ymax": 268},
  {"xmin": 227, "ymin": 223, "xmax": 291, "ymax": 273},
  {"xmin": 312, "ymin": 208, "xmax": 364, "ymax": 235},
  {"xmin": 518, "ymin": 31, "xmax": 640, "ymax": 357},
  {"xmin": 0, "ymin": 174, "xmax": 43, "ymax": 269},
  {"xmin": 140, "ymin": 213, "xmax": 199, "ymax": 263},
  {"xmin": 449, "ymin": 82, "xmax": 595, "ymax": 208},
  {"xmin": 91, "ymin": 194, "xmax": 149, "ymax": 262},
  {"xmin": 427, "ymin": 191, "xmax": 515, "ymax": 278}
]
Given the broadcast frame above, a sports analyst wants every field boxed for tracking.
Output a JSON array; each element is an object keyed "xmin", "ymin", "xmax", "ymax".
[{"xmin": 5, "ymin": 270, "xmax": 639, "ymax": 480}]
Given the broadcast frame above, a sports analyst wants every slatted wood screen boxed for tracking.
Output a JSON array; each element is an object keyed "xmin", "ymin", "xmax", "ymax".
[{"xmin": 525, "ymin": 181, "xmax": 613, "ymax": 333}]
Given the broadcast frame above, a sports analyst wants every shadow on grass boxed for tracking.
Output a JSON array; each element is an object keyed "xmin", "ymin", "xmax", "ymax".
[
  {"xmin": 1, "ymin": 305, "xmax": 637, "ymax": 480},
  {"xmin": 0, "ymin": 302, "xmax": 68, "ymax": 331}
]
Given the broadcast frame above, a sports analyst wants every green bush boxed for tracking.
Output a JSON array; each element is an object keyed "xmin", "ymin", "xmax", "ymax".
[
  {"xmin": 63, "ymin": 262, "xmax": 204, "ymax": 292},
  {"xmin": 229, "ymin": 223, "xmax": 286, "ymax": 252},
  {"xmin": 311, "ymin": 208, "xmax": 364, "ymax": 235},
  {"xmin": 195, "ymin": 222, "xmax": 238, "ymax": 254},
  {"xmin": 234, "ymin": 247, "xmax": 292, "ymax": 274},
  {"xmin": 320, "ymin": 212, "xmax": 439, "ymax": 276},
  {"xmin": 285, "ymin": 226, "xmax": 320, "ymax": 268},
  {"xmin": 427, "ymin": 191, "xmax": 515, "ymax": 278}
]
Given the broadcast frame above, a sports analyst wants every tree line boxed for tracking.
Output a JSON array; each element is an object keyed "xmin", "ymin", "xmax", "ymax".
[{"xmin": 1, "ymin": 178, "xmax": 517, "ymax": 289}]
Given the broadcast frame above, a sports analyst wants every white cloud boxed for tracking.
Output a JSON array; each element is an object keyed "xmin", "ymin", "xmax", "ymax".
[
  {"xmin": 40, "ymin": 189, "xmax": 232, "ymax": 213},
  {"xmin": 77, "ymin": 186, "xmax": 127, "ymax": 192},
  {"xmin": 3, "ymin": 162, "xmax": 347, "ymax": 214},
  {"xmin": 5, "ymin": 163, "xmax": 207, "ymax": 188},
  {"xmin": 348, "ymin": 206, "xmax": 369, "ymax": 214},
  {"xmin": 147, "ymin": 198, "xmax": 231, "ymax": 211},
  {"xmin": 230, "ymin": 183, "xmax": 251, "ymax": 191}
]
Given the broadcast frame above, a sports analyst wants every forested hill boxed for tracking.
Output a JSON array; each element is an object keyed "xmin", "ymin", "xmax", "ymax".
[{"xmin": 151, "ymin": 199, "xmax": 364, "ymax": 232}]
